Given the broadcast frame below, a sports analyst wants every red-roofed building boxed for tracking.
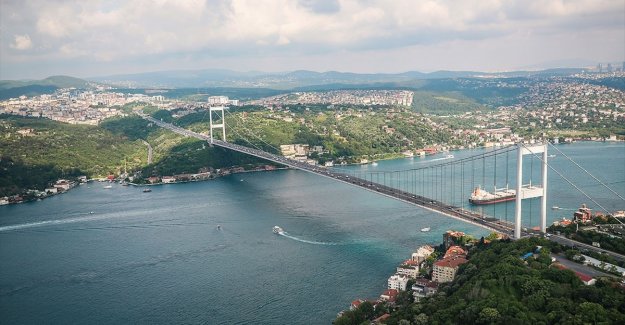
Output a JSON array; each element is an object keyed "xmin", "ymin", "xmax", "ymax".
[
  {"xmin": 575, "ymin": 271, "xmax": 596, "ymax": 286},
  {"xmin": 379, "ymin": 289, "xmax": 398, "ymax": 302},
  {"xmin": 412, "ymin": 278, "xmax": 439, "ymax": 302},
  {"xmin": 444, "ymin": 245, "xmax": 467, "ymax": 258},
  {"xmin": 350, "ymin": 299, "xmax": 364, "ymax": 311},
  {"xmin": 432, "ymin": 255, "xmax": 468, "ymax": 283},
  {"xmin": 552, "ymin": 263, "xmax": 596, "ymax": 285}
]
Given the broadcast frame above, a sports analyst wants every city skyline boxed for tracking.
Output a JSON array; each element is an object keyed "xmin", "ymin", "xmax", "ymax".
[{"xmin": 1, "ymin": 0, "xmax": 624, "ymax": 80}]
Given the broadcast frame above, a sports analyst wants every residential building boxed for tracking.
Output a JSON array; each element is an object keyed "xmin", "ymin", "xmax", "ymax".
[
  {"xmin": 161, "ymin": 176, "xmax": 176, "ymax": 183},
  {"xmin": 396, "ymin": 260, "xmax": 420, "ymax": 278},
  {"xmin": 432, "ymin": 255, "xmax": 468, "ymax": 283},
  {"xmin": 411, "ymin": 278, "xmax": 439, "ymax": 302},
  {"xmin": 379, "ymin": 289, "xmax": 398, "ymax": 303},
  {"xmin": 443, "ymin": 230, "xmax": 465, "ymax": 249},
  {"xmin": 411, "ymin": 245, "xmax": 435, "ymax": 264},
  {"xmin": 387, "ymin": 274, "xmax": 409, "ymax": 291}
]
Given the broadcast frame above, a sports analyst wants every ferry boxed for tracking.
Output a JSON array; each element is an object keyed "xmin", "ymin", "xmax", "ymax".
[
  {"xmin": 469, "ymin": 186, "xmax": 516, "ymax": 205},
  {"xmin": 420, "ymin": 227, "xmax": 431, "ymax": 232},
  {"xmin": 273, "ymin": 226, "xmax": 284, "ymax": 234}
]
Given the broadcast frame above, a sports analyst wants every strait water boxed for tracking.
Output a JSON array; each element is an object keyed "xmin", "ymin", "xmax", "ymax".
[{"xmin": 1, "ymin": 142, "xmax": 624, "ymax": 324}]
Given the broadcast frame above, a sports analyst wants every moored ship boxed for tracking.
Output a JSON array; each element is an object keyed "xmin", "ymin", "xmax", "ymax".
[{"xmin": 469, "ymin": 186, "xmax": 516, "ymax": 205}]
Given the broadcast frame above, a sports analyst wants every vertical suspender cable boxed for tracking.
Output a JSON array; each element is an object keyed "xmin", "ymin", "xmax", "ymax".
[{"xmin": 494, "ymin": 153, "xmax": 497, "ymax": 220}]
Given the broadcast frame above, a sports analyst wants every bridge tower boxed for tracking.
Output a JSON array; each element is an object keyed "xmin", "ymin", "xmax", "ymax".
[
  {"xmin": 209, "ymin": 106, "xmax": 226, "ymax": 144},
  {"xmin": 514, "ymin": 143, "xmax": 548, "ymax": 239}
]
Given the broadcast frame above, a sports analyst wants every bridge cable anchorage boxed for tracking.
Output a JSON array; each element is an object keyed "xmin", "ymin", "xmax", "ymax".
[
  {"xmin": 521, "ymin": 143, "xmax": 622, "ymax": 226},
  {"xmin": 548, "ymin": 142, "xmax": 625, "ymax": 203}
]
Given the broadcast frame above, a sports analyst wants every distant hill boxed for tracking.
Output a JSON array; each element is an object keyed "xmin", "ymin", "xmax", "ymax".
[
  {"xmin": 0, "ymin": 76, "xmax": 92, "ymax": 99},
  {"xmin": 89, "ymin": 68, "xmax": 590, "ymax": 89}
]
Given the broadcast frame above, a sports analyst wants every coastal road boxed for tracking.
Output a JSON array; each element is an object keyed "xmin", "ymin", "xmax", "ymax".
[
  {"xmin": 142, "ymin": 140, "xmax": 153, "ymax": 164},
  {"xmin": 548, "ymin": 234, "xmax": 625, "ymax": 263},
  {"xmin": 551, "ymin": 253, "xmax": 613, "ymax": 278}
]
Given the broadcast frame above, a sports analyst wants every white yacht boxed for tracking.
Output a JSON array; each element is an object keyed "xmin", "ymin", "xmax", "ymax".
[
  {"xmin": 273, "ymin": 226, "xmax": 284, "ymax": 234},
  {"xmin": 420, "ymin": 227, "xmax": 431, "ymax": 232}
]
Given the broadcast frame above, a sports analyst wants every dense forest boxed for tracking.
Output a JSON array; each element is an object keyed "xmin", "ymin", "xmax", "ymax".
[
  {"xmin": 342, "ymin": 237, "xmax": 625, "ymax": 325},
  {"xmin": 0, "ymin": 115, "xmax": 146, "ymax": 196}
]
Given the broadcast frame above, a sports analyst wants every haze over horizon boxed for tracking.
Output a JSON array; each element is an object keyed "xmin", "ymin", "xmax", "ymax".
[{"xmin": 1, "ymin": 0, "xmax": 624, "ymax": 80}]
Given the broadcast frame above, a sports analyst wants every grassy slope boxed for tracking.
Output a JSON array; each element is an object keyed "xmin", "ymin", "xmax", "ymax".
[{"xmin": 0, "ymin": 115, "xmax": 146, "ymax": 195}]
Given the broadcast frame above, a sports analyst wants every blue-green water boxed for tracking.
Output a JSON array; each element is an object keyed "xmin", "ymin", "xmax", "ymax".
[{"xmin": 1, "ymin": 142, "xmax": 624, "ymax": 324}]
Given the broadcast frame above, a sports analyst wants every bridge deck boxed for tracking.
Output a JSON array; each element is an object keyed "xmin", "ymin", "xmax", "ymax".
[{"xmin": 141, "ymin": 113, "xmax": 514, "ymax": 235}]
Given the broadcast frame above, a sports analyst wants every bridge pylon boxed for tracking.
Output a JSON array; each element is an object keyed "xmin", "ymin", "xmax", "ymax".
[
  {"xmin": 514, "ymin": 143, "xmax": 548, "ymax": 239},
  {"xmin": 209, "ymin": 106, "xmax": 227, "ymax": 144}
]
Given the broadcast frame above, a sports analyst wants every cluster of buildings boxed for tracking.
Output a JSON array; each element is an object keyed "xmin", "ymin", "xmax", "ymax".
[
  {"xmin": 345, "ymin": 230, "xmax": 475, "ymax": 320},
  {"xmin": 248, "ymin": 90, "xmax": 414, "ymax": 107},
  {"xmin": 141, "ymin": 165, "xmax": 277, "ymax": 185},
  {"xmin": 517, "ymin": 78, "xmax": 625, "ymax": 129},
  {"xmin": 0, "ymin": 89, "xmax": 170, "ymax": 125},
  {"xmin": 0, "ymin": 177, "xmax": 85, "ymax": 205}
]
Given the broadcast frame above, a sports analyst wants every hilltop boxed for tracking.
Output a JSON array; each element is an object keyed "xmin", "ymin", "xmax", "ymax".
[{"xmin": 0, "ymin": 75, "xmax": 92, "ymax": 100}]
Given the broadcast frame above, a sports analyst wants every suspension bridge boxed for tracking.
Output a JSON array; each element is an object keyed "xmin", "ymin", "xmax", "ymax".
[{"xmin": 138, "ymin": 108, "xmax": 625, "ymax": 249}]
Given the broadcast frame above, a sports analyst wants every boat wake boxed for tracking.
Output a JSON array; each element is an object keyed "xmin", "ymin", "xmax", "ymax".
[
  {"xmin": 278, "ymin": 232, "xmax": 339, "ymax": 246},
  {"xmin": 417, "ymin": 156, "xmax": 452, "ymax": 163},
  {"xmin": 0, "ymin": 213, "xmax": 126, "ymax": 232}
]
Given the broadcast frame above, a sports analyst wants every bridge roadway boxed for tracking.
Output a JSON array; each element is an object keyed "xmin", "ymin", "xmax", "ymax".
[{"xmin": 141, "ymin": 114, "xmax": 514, "ymax": 235}]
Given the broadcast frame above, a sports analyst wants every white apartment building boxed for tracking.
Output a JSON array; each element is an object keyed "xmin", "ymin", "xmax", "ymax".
[{"xmin": 388, "ymin": 274, "xmax": 409, "ymax": 291}]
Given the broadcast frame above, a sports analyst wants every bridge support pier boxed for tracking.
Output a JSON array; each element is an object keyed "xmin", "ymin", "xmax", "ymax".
[
  {"xmin": 514, "ymin": 143, "xmax": 548, "ymax": 239},
  {"xmin": 209, "ymin": 106, "xmax": 226, "ymax": 143}
]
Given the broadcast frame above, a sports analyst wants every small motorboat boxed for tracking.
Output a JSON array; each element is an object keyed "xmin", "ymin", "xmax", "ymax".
[
  {"xmin": 143, "ymin": 188, "xmax": 152, "ymax": 193},
  {"xmin": 273, "ymin": 226, "xmax": 284, "ymax": 234},
  {"xmin": 217, "ymin": 225, "xmax": 221, "ymax": 230},
  {"xmin": 446, "ymin": 154, "xmax": 454, "ymax": 159},
  {"xmin": 103, "ymin": 185, "xmax": 112, "ymax": 189},
  {"xmin": 371, "ymin": 162, "xmax": 378, "ymax": 166},
  {"xmin": 420, "ymin": 227, "xmax": 431, "ymax": 232}
]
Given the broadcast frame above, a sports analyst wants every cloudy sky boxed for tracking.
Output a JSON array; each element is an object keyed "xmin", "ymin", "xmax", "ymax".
[{"xmin": 1, "ymin": 0, "xmax": 623, "ymax": 79}]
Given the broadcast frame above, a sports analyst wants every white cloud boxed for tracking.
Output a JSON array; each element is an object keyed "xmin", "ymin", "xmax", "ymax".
[
  {"xmin": 0, "ymin": 0, "xmax": 623, "ymax": 78},
  {"xmin": 10, "ymin": 34, "xmax": 33, "ymax": 50}
]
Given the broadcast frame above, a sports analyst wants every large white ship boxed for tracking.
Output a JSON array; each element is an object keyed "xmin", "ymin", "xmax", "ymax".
[{"xmin": 469, "ymin": 186, "xmax": 516, "ymax": 205}]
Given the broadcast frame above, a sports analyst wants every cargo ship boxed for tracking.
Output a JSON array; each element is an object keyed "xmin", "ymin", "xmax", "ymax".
[{"xmin": 469, "ymin": 186, "xmax": 516, "ymax": 205}]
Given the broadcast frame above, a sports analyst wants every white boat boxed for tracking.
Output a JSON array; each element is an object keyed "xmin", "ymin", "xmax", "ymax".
[
  {"xmin": 371, "ymin": 162, "xmax": 378, "ymax": 166},
  {"xmin": 103, "ymin": 185, "xmax": 112, "ymax": 189},
  {"xmin": 273, "ymin": 226, "xmax": 284, "ymax": 234},
  {"xmin": 548, "ymin": 154, "xmax": 556, "ymax": 158},
  {"xmin": 446, "ymin": 154, "xmax": 454, "ymax": 159},
  {"xmin": 420, "ymin": 227, "xmax": 431, "ymax": 232},
  {"xmin": 552, "ymin": 206, "xmax": 561, "ymax": 210}
]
